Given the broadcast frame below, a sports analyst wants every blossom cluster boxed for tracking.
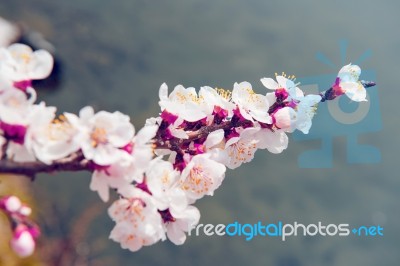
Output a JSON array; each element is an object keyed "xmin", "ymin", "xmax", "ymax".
[
  {"xmin": 0, "ymin": 43, "xmax": 369, "ymax": 256},
  {"xmin": 0, "ymin": 195, "xmax": 40, "ymax": 257}
]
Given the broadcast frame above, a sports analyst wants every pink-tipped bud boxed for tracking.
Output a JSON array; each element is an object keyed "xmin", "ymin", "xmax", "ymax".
[
  {"xmin": 10, "ymin": 226, "xmax": 36, "ymax": 258},
  {"xmin": 19, "ymin": 205, "xmax": 32, "ymax": 216},
  {"xmin": 273, "ymin": 107, "xmax": 296, "ymax": 131},
  {"xmin": 1, "ymin": 196, "xmax": 22, "ymax": 213}
]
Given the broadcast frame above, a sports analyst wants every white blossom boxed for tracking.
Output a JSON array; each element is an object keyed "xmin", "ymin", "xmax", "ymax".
[
  {"xmin": 108, "ymin": 186, "xmax": 166, "ymax": 252},
  {"xmin": 146, "ymin": 158, "xmax": 187, "ymax": 210},
  {"xmin": 211, "ymin": 127, "xmax": 260, "ymax": 169},
  {"xmin": 282, "ymin": 84, "xmax": 321, "ymax": 134},
  {"xmin": 180, "ymin": 153, "xmax": 226, "ymax": 202},
  {"xmin": 0, "ymin": 88, "xmax": 36, "ymax": 125},
  {"xmin": 90, "ymin": 123, "xmax": 157, "ymax": 202},
  {"xmin": 159, "ymin": 83, "xmax": 208, "ymax": 122},
  {"xmin": 0, "ymin": 43, "xmax": 53, "ymax": 82},
  {"xmin": 232, "ymin": 82, "xmax": 272, "ymax": 123},
  {"xmin": 199, "ymin": 86, "xmax": 235, "ymax": 117},
  {"xmin": 5, "ymin": 102, "xmax": 56, "ymax": 162},
  {"xmin": 90, "ymin": 163, "xmax": 133, "ymax": 202},
  {"xmin": 68, "ymin": 106, "xmax": 135, "ymax": 166},
  {"xmin": 261, "ymin": 75, "xmax": 297, "ymax": 92},
  {"xmin": 261, "ymin": 75, "xmax": 321, "ymax": 134},
  {"xmin": 338, "ymin": 64, "xmax": 367, "ymax": 102},
  {"xmin": 28, "ymin": 113, "xmax": 81, "ymax": 164},
  {"xmin": 165, "ymin": 205, "xmax": 200, "ymax": 245}
]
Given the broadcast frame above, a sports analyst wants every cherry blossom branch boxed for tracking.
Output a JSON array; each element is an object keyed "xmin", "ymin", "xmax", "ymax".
[
  {"xmin": 0, "ymin": 42, "xmax": 377, "ymax": 256},
  {"xmin": 155, "ymin": 80, "xmax": 376, "ymax": 151},
  {"xmin": 0, "ymin": 80, "xmax": 376, "ymax": 178}
]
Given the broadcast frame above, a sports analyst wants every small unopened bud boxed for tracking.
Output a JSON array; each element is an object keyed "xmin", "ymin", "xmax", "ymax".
[
  {"xmin": 1, "ymin": 196, "xmax": 22, "ymax": 213},
  {"xmin": 19, "ymin": 205, "xmax": 32, "ymax": 216},
  {"xmin": 273, "ymin": 107, "xmax": 296, "ymax": 130},
  {"xmin": 10, "ymin": 226, "xmax": 36, "ymax": 258}
]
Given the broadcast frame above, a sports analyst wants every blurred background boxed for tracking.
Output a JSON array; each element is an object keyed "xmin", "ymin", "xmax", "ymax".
[{"xmin": 0, "ymin": 0, "xmax": 399, "ymax": 265}]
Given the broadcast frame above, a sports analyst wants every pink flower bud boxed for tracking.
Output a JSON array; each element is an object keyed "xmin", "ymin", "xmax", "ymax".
[
  {"xmin": 1, "ymin": 196, "xmax": 22, "ymax": 213},
  {"xmin": 19, "ymin": 205, "xmax": 32, "ymax": 216},
  {"xmin": 10, "ymin": 227, "xmax": 36, "ymax": 258},
  {"xmin": 273, "ymin": 107, "xmax": 296, "ymax": 130}
]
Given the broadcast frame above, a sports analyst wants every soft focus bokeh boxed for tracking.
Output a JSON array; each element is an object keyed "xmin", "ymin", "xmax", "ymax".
[{"xmin": 0, "ymin": 1, "xmax": 399, "ymax": 265}]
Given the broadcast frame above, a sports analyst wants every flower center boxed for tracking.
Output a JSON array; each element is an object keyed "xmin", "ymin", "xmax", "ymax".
[
  {"xmin": 90, "ymin": 127, "xmax": 108, "ymax": 147},
  {"xmin": 228, "ymin": 140, "xmax": 257, "ymax": 164},
  {"xmin": 244, "ymin": 88, "xmax": 261, "ymax": 104},
  {"xmin": 6, "ymin": 96, "xmax": 23, "ymax": 108},
  {"xmin": 357, "ymin": 82, "xmax": 364, "ymax": 91},
  {"xmin": 159, "ymin": 209, "xmax": 176, "ymax": 223},
  {"xmin": 216, "ymin": 88, "xmax": 232, "ymax": 101},
  {"xmin": 175, "ymin": 92, "xmax": 188, "ymax": 103},
  {"xmin": 191, "ymin": 94, "xmax": 204, "ymax": 104},
  {"xmin": 47, "ymin": 115, "xmax": 74, "ymax": 141},
  {"xmin": 161, "ymin": 170, "xmax": 171, "ymax": 185},
  {"xmin": 12, "ymin": 52, "xmax": 32, "ymax": 64},
  {"xmin": 129, "ymin": 199, "xmax": 145, "ymax": 216},
  {"xmin": 181, "ymin": 165, "xmax": 213, "ymax": 195}
]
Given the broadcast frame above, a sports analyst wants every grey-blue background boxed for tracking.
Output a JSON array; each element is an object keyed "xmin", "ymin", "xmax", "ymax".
[{"xmin": 0, "ymin": 1, "xmax": 398, "ymax": 265}]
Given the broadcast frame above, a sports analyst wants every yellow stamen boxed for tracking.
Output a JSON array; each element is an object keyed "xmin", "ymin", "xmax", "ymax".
[
  {"xmin": 216, "ymin": 88, "xmax": 232, "ymax": 101},
  {"xmin": 90, "ymin": 127, "xmax": 107, "ymax": 147}
]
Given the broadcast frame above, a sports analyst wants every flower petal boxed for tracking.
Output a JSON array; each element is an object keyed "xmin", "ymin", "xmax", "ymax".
[
  {"xmin": 260, "ymin": 77, "xmax": 278, "ymax": 90},
  {"xmin": 29, "ymin": 50, "xmax": 54, "ymax": 80},
  {"xmin": 204, "ymin": 129, "xmax": 224, "ymax": 149}
]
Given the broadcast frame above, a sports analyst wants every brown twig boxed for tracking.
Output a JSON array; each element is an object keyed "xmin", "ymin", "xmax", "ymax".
[{"xmin": 0, "ymin": 152, "xmax": 90, "ymax": 179}]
